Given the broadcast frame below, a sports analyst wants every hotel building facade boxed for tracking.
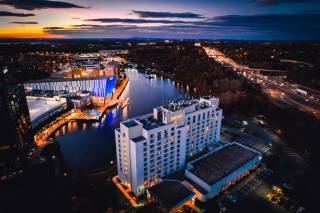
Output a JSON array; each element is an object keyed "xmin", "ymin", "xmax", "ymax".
[{"xmin": 115, "ymin": 97, "xmax": 223, "ymax": 196}]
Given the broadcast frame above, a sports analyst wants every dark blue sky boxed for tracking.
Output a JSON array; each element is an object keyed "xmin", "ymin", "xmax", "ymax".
[{"xmin": 0, "ymin": 0, "xmax": 319, "ymax": 39}]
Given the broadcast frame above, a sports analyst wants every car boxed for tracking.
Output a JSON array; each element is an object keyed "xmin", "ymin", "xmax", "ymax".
[{"xmin": 227, "ymin": 195, "xmax": 237, "ymax": 203}]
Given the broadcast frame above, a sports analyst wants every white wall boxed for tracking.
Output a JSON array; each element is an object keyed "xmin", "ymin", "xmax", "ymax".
[{"xmin": 130, "ymin": 139, "xmax": 145, "ymax": 195}]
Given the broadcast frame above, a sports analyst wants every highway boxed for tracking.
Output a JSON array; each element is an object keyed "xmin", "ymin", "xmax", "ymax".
[{"xmin": 202, "ymin": 46, "xmax": 320, "ymax": 119}]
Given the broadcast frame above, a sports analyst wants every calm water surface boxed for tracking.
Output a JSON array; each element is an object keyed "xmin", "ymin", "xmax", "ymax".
[{"xmin": 53, "ymin": 69, "xmax": 188, "ymax": 172}]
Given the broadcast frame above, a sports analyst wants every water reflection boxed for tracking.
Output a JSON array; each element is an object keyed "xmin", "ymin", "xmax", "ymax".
[{"xmin": 53, "ymin": 69, "xmax": 188, "ymax": 172}]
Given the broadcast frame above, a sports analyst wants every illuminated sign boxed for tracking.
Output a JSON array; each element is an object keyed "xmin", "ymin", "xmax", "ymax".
[
  {"xmin": 105, "ymin": 76, "xmax": 116, "ymax": 96},
  {"xmin": 170, "ymin": 113, "xmax": 183, "ymax": 121}
]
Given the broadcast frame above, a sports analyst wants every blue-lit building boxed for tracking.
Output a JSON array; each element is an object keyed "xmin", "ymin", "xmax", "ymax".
[{"xmin": 24, "ymin": 76, "xmax": 116, "ymax": 97}]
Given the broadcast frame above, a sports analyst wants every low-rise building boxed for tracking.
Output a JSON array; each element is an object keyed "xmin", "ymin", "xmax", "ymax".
[
  {"xmin": 185, "ymin": 142, "xmax": 262, "ymax": 201},
  {"xmin": 147, "ymin": 179, "xmax": 195, "ymax": 212},
  {"xmin": 68, "ymin": 91, "xmax": 91, "ymax": 109}
]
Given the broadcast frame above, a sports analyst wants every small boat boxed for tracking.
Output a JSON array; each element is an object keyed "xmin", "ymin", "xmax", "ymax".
[
  {"xmin": 146, "ymin": 75, "xmax": 154, "ymax": 79},
  {"xmin": 145, "ymin": 74, "xmax": 156, "ymax": 79}
]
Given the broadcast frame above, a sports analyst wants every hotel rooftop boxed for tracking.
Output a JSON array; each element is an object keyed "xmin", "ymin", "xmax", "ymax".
[
  {"xmin": 161, "ymin": 98, "xmax": 214, "ymax": 112},
  {"xmin": 136, "ymin": 116, "xmax": 166, "ymax": 130},
  {"xmin": 120, "ymin": 97, "xmax": 221, "ymax": 133}
]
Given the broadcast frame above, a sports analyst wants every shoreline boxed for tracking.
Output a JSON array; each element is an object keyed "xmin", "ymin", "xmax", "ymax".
[{"xmin": 34, "ymin": 76, "xmax": 129, "ymax": 147}]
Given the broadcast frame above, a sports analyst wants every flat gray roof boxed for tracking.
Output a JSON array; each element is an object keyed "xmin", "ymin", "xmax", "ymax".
[
  {"xmin": 137, "ymin": 116, "xmax": 165, "ymax": 130},
  {"xmin": 185, "ymin": 177, "xmax": 208, "ymax": 194},
  {"xmin": 122, "ymin": 120, "xmax": 139, "ymax": 128},
  {"xmin": 27, "ymin": 96, "xmax": 65, "ymax": 122},
  {"xmin": 148, "ymin": 180, "xmax": 194, "ymax": 210},
  {"xmin": 162, "ymin": 99, "xmax": 197, "ymax": 112},
  {"xmin": 189, "ymin": 143, "xmax": 260, "ymax": 186},
  {"xmin": 162, "ymin": 99, "xmax": 211, "ymax": 112},
  {"xmin": 131, "ymin": 136, "xmax": 146, "ymax": 143}
]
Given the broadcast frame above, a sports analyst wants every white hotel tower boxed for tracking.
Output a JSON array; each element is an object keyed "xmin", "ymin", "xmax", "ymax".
[{"xmin": 115, "ymin": 97, "xmax": 223, "ymax": 196}]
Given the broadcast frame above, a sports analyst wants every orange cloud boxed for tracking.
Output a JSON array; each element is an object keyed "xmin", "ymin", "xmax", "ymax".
[{"xmin": 0, "ymin": 28, "xmax": 64, "ymax": 38}]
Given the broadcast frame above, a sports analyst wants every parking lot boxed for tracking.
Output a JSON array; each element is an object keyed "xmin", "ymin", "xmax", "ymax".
[
  {"xmin": 218, "ymin": 166, "xmax": 273, "ymax": 204},
  {"xmin": 222, "ymin": 128, "xmax": 272, "ymax": 155},
  {"xmin": 218, "ymin": 117, "xmax": 315, "ymax": 212},
  {"xmin": 214, "ymin": 166, "xmax": 295, "ymax": 213}
]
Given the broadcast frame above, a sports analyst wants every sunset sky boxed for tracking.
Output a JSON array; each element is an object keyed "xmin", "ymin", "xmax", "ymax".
[{"xmin": 0, "ymin": 0, "xmax": 319, "ymax": 39}]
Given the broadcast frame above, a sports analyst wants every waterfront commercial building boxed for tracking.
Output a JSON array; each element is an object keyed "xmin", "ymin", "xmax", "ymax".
[
  {"xmin": 26, "ymin": 95, "xmax": 67, "ymax": 128},
  {"xmin": 24, "ymin": 76, "xmax": 116, "ymax": 97},
  {"xmin": 115, "ymin": 97, "xmax": 223, "ymax": 196},
  {"xmin": 0, "ymin": 68, "xmax": 32, "ymax": 182},
  {"xmin": 68, "ymin": 91, "xmax": 92, "ymax": 109},
  {"xmin": 185, "ymin": 142, "xmax": 262, "ymax": 201}
]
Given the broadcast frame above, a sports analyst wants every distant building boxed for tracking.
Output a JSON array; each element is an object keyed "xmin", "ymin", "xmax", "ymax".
[
  {"xmin": 115, "ymin": 97, "xmax": 223, "ymax": 196},
  {"xmin": 0, "ymin": 67, "xmax": 32, "ymax": 182},
  {"xmin": 100, "ymin": 49, "xmax": 129, "ymax": 57},
  {"xmin": 50, "ymin": 52, "xmax": 124, "ymax": 81},
  {"xmin": 103, "ymin": 61, "xmax": 119, "ymax": 81},
  {"xmin": 137, "ymin": 42, "xmax": 157, "ymax": 46},
  {"xmin": 69, "ymin": 91, "xmax": 91, "ymax": 109},
  {"xmin": 185, "ymin": 142, "xmax": 262, "ymax": 201},
  {"xmin": 72, "ymin": 53, "xmax": 102, "ymax": 77}
]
